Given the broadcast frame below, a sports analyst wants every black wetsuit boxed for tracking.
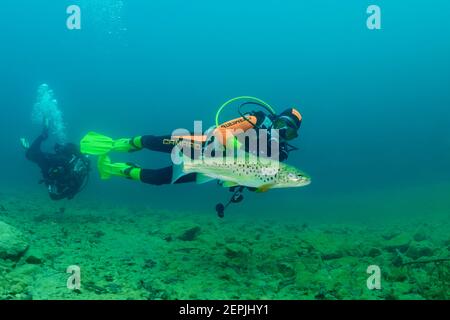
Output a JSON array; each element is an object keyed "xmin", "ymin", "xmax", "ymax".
[
  {"xmin": 138, "ymin": 135, "xmax": 197, "ymax": 185},
  {"xmin": 26, "ymin": 132, "xmax": 89, "ymax": 200},
  {"xmin": 136, "ymin": 111, "xmax": 292, "ymax": 186}
]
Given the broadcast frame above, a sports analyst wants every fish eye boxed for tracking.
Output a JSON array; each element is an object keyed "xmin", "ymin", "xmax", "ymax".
[{"xmin": 288, "ymin": 173, "xmax": 299, "ymax": 180}]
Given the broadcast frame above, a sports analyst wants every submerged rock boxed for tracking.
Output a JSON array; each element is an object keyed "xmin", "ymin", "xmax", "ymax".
[
  {"xmin": 0, "ymin": 221, "xmax": 29, "ymax": 261},
  {"xmin": 367, "ymin": 247, "xmax": 382, "ymax": 257},
  {"xmin": 383, "ymin": 232, "xmax": 411, "ymax": 252},
  {"xmin": 224, "ymin": 243, "xmax": 250, "ymax": 259},
  {"xmin": 24, "ymin": 248, "xmax": 45, "ymax": 265},
  {"xmin": 178, "ymin": 225, "xmax": 202, "ymax": 241},
  {"xmin": 162, "ymin": 221, "xmax": 202, "ymax": 242},
  {"xmin": 321, "ymin": 247, "xmax": 345, "ymax": 260},
  {"xmin": 413, "ymin": 228, "xmax": 428, "ymax": 242},
  {"xmin": 382, "ymin": 231, "xmax": 401, "ymax": 240},
  {"xmin": 405, "ymin": 241, "xmax": 435, "ymax": 260}
]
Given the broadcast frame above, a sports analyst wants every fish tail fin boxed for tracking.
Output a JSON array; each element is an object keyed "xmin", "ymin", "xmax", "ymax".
[
  {"xmin": 171, "ymin": 157, "xmax": 185, "ymax": 184},
  {"xmin": 172, "ymin": 152, "xmax": 195, "ymax": 184}
]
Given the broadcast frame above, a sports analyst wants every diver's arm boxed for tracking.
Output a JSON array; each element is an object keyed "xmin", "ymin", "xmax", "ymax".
[
  {"xmin": 29, "ymin": 129, "xmax": 48, "ymax": 151},
  {"xmin": 25, "ymin": 128, "xmax": 49, "ymax": 165}
]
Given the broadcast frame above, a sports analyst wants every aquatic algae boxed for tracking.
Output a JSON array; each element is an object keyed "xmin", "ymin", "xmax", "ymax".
[
  {"xmin": 32, "ymin": 83, "xmax": 66, "ymax": 143},
  {"xmin": 0, "ymin": 221, "xmax": 29, "ymax": 261}
]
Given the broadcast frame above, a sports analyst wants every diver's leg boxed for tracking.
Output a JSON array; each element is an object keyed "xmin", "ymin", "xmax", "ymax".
[
  {"xmin": 139, "ymin": 135, "xmax": 174, "ymax": 153},
  {"xmin": 81, "ymin": 132, "xmax": 205, "ymax": 156},
  {"xmin": 80, "ymin": 133, "xmax": 178, "ymax": 155},
  {"xmin": 140, "ymin": 135, "xmax": 205, "ymax": 159},
  {"xmin": 96, "ymin": 156, "xmax": 196, "ymax": 185},
  {"xmin": 140, "ymin": 166, "xmax": 196, "ymax": 185}
]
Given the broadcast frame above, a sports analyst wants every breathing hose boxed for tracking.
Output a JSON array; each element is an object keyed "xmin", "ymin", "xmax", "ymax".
[{"xmin": 215, "ymin": 96, "xmax": 276, "ymax": 128}]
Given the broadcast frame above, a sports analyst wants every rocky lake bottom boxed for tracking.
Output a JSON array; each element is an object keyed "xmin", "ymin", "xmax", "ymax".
[{"xmin": 0, "ymin": 191, "xmax": 449, "ymax": 300}]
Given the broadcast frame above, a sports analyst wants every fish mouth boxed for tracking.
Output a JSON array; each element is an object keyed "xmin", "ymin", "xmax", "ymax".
[
  {"xmin": 287, "ymin": 177, "xmax": 311, "ymax": 187},
  {"xmin": 297, "ymin": 176, "xmax": 311, "ymax": 186}
]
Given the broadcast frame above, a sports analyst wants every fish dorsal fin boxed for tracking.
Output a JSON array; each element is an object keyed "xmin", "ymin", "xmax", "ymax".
[
  {"xmin": 221, "ymin": 181, "xmax": 239, "ymax": 188},
  {"xmin": 196, "ymin": 173, "xmax": 215, "ymax": 184},
  {"xmin": 256, "ymin": 183, "xmax": 275, "ymax": 193}
]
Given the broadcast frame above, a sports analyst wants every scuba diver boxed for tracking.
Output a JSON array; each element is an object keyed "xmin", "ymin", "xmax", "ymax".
[
  {"xmin": 80, "ymin": 97, "xmax": 303, "ymax": 216},
  {"xmin": 21, "ymin": 121, "xmax": 90, "ymax": 200}
]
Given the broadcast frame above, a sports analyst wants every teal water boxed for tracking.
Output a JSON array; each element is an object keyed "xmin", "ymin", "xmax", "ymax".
[{"xmin": 0, "ymin": 0, "xmax": 449, "ymax": 300}]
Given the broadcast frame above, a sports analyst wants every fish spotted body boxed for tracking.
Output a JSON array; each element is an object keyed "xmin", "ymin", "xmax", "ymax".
[{"xmin": 173, "ymin": 153, "xmax": 311, "ymax": 191}]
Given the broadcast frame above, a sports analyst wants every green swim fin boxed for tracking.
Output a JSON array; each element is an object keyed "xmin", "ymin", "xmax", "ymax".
[
  {"xmin": 81, "ymin": 132, "xmax": 114, "ymax": 155},
  {"xmin": 80, "ymin": 132, "xmax": 142, "ymax": 155},
  {"xmin": 97, "ymin": 155, "xmax": 141, "ymax": 180}
]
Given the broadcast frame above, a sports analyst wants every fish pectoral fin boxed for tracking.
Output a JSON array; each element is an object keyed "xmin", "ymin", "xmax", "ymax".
[
  {"xmin": 196, "ymin": 173, "xmax": 215, "ymax": 184},
  {"xmin": 221, "ymin": 181, "xmax": 239, "ymax": 188},
  {"xmin": 256, "ymin": 183, "xmax": 275, "ymax": 193}
]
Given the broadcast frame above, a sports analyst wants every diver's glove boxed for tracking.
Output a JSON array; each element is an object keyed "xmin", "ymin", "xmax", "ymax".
[
  {"xmin": 20, "ymin": 138, "xmax": 30, "ymax": 150},
  {"xmin": 279, "ymin": 148, "xmax": 289, "ymax": 161},
  {"xmin": 278, "ymin": 142, "xmax": 293, "ymax": 162}
]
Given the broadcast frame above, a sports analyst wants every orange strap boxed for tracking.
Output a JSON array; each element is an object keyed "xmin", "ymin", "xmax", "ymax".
[
  {"xmin": 214, "ymin": 115, "xmax": 257, "ymax": 145},
  {"xmin": 171, "ymin": 135, "xmax": 208, "ymax": 142},
  {"xmin": 172, "ymin": 115, "xmax": 258, "ymax": 146}
]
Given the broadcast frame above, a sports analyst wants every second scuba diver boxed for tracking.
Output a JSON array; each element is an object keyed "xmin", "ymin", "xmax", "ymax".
[
  {"xmin": 21, "ymin": 121, "xmax": 91, "ymax": 200},
  {"xmin": 80, "ymin": 97, "xmax": 303, "ymax": 187}
]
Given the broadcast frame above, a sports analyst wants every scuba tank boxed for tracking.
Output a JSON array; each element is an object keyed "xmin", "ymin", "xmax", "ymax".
[{"xmin": 45, "ymin": 147, "xmax": 91, "ymax": 200}]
